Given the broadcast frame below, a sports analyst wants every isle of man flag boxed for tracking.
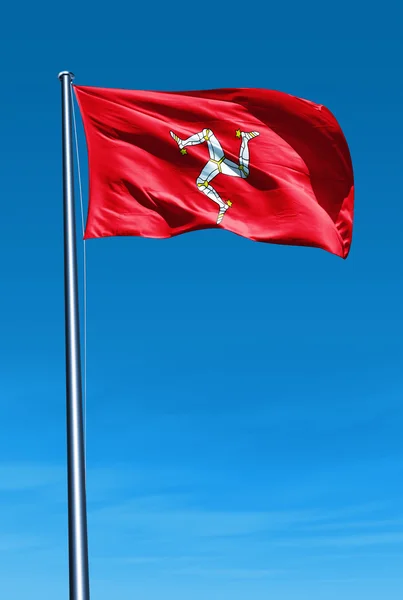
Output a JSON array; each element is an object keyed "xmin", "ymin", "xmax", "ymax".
[{"xmin": 74, "ymin": 85, "xmax": 354, "ymax": 258}]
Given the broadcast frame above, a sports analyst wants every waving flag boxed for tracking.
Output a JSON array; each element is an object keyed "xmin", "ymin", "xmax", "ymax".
[{"xmin": 74, "ymin": 85, "xmax": 354, "ymax": 258}]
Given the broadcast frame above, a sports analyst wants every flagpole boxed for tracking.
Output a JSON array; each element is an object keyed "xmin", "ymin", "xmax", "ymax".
[{"xmin": 58, "ymin": 70, "xmax": 90, "ymax": 600}]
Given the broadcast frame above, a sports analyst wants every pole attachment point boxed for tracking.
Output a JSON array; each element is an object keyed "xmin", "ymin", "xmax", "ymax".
[{"xmin": 58, "ymin": 71, "xmax": 75, "ymax": 81}]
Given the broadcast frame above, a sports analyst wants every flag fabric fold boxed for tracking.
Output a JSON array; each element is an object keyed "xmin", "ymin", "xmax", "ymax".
[{"xmin": 74, "ymin": 85, "xmax": 354, "ymax": 258}]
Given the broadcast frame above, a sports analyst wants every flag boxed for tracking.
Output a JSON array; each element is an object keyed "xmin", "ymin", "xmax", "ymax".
[{"xmin": 74, "ymin": 85, "xmax": 354, "ymax": 258}]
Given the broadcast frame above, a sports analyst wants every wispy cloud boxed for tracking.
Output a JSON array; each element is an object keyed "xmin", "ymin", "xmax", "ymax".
[
  {"xmin": 277, "ymin": 532, "xmax": 403, "ymax": 548},
  {"xmin": 3, "ymin": 461, "xmax": 403, "ymax": 584},
  {"xmin": 0, "ymin": 463, "xmax": 64, "ymax": 491},
  {"xmin": 167, "ymin": 567, "xmax": 285, "ymax": 579},
  {"xmin": 297, "ymin": 518, "xmax": 403, "ymax": 532},
  {"xmin": 0, "ymin": 533, "xmax": 45, "ymax": 553},
  {"xmin": 87, "ymin": 491, "xmax": 403, "ymax": 571},
  {"xmin": 89, "ymin": 495, "xmax": 398, "ymax": 537}
]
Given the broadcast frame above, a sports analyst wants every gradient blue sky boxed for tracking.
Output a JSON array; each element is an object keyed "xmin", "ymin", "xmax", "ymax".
[{"xmin": 1, "ymin": 2, "xmax": 402, "ymax": 599}]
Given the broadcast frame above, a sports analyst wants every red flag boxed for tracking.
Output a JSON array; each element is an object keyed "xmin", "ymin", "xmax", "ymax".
[{"xmin": 74, "ymin": 85, "xmax": 354, "ymax": 258}]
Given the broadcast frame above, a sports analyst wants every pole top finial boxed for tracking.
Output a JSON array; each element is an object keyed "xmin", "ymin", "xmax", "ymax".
[{"xmin": 58, "ymin": 71, "xmax": 75, "ymax": 81}]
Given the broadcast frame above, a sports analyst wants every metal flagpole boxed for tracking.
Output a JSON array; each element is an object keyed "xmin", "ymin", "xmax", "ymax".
[{"xmin": 58, "ymin": 70, "xmax": 90, "ymax": 600}]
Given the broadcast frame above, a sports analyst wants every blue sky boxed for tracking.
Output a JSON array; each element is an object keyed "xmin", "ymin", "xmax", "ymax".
[{"xmin": 1, "ymin": 2, "xmax": 402, "ymax": 599}]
